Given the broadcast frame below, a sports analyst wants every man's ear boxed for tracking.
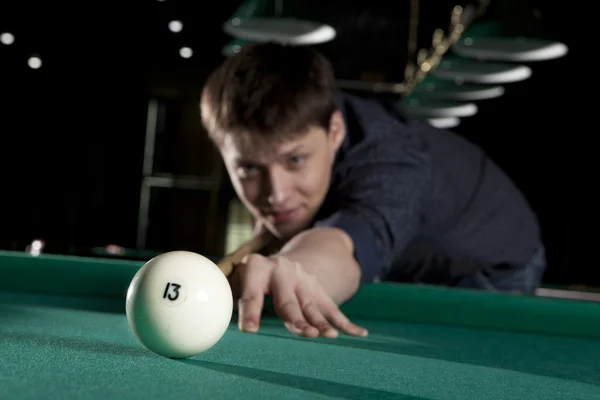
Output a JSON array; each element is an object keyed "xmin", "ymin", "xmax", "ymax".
[{"xmin": 328, "ymin": 110, "xmax": 346, "ymax": 152}]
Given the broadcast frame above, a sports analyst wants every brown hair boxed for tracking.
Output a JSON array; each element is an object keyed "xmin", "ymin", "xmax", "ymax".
[{"xmin": 200, "ymin": 42, "xmax": 338, "ymax": 149}]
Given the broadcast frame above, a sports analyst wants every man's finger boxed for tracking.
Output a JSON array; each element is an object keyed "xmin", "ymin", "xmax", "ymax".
[
  {"xmin": 237, "ymin": 256, "xmax": 272, "ymax": 333},
  {"xmin": 238, "ymin": 294, "xmax": 264, "ymax": 333},
  {"xmin": 321, "ymin": 296, "xmax": 368, "ymax": 337},
  {"xmin": 271, "ymin": 267, "xmax": 318, "ymax": 337},
  {"xmin": 329, "ymin": 313, "xmax": 368, "ymax": 337},
  {"xmin": 296, "ymin": 284, "xmax": 338, "ymax": 338}
]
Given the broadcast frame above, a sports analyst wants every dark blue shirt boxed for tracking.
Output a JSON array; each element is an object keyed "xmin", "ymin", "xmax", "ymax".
[{"xmin": 313, "ymin": 92, "xmax": 542, "ymax": 284}]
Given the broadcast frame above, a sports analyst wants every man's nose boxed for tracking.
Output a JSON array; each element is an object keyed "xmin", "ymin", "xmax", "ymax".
[{"xmin": 264, "ymin": 166, "xmax": 290, "ymax": 207}]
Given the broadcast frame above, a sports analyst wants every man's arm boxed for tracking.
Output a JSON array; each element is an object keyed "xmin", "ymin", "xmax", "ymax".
[
  {"xmin": 274, "ymin": 144, "xmax": 431, "ymax": 307},
  {"xmin": 311, "ymin": 126, "xmax": 432, "ymax": 284},
  {"xmin": 278, "ymin": 227, "xmax": 360, "ymax": 304}
]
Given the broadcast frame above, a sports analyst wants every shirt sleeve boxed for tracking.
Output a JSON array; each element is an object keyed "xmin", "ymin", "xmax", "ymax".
[{"xmin": 313, "ymin": 132, "xmax": 431, "ymax": 283}]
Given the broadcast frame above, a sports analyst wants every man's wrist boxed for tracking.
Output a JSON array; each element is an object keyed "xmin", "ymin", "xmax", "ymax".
[{"xmin": 278, "ymin": 228, "xmax": 361, "ymax": 303}]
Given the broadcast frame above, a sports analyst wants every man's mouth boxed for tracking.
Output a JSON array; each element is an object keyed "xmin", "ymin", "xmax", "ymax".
[{"xmin": 271, "ymin": 208, "xmax": 299, "ymax": 223}]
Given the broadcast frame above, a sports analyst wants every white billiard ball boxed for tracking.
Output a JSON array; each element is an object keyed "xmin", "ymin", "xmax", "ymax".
[{"xmin": 125, "ymin": 251, "xmax": 233, "ymax": 359}]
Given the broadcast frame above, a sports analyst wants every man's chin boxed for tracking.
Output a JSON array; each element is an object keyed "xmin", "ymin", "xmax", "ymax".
[
  {"xmin": 258, "ymin": 211, "xmax": 312, "ymax": 239},
  {"xmin": 273, "ymin": 220, "xmax": 311, "ymax": 239}
]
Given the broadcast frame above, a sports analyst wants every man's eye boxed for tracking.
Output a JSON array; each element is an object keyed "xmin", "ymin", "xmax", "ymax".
[
  {"xmin": 289, "ymin": 155, "xmax": 305, "ymax": 167},
  {"xmin": 237, "ymin": 165, "xmax": 259, "ymax": 178}
]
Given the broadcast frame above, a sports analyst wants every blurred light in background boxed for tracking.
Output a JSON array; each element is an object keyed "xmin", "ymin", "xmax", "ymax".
[
  {"xmin": 1, "ymin": 32, "xmax": 15, "ymax": 45},
  {"xmin": 179, "ymin": 46, "xmax": 193, "ymax": 59},
  {"xmin": 169, "ymin": 20, "xmax": 183, "ymax": 33},
  {"xmin": 28, "ymin": 55, "xmax": 42, "ymax": 69}
]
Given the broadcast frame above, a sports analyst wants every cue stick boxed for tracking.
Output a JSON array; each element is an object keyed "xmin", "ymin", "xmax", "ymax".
[{"xmin": 217, "ymin": 231, "xmax": 275, "ymax": 277}]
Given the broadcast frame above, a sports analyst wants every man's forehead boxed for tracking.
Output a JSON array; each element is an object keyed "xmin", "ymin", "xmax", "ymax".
[{"xmin": 223, "ymin": 133, "xmax": 307, "ymax": 162}]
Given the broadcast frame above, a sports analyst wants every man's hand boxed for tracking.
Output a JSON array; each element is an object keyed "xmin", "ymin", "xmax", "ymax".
[{"xmin": 230, "ymin": 253, "xmax": 368, "ymax": 338}]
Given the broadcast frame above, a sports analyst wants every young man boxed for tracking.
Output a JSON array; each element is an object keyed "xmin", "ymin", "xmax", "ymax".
[{"xmin": 200, "ymin": 42, "xmax": 546, "ymax": 339}]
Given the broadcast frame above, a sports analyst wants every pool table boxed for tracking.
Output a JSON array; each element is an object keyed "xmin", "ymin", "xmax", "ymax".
[{"xmin": 1, "ymin": 250, "xmax": 599, "ymax": 400}]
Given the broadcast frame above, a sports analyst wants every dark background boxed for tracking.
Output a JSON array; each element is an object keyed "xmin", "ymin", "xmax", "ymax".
[{"xmin": 0, "ymin": 1, "xmax": 591, "ymax": 286}]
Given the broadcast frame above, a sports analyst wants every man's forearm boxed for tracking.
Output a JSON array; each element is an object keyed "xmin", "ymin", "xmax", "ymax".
[{"xmin": 277, "ymin": 227, "xmax": 361, "ymax": 304}]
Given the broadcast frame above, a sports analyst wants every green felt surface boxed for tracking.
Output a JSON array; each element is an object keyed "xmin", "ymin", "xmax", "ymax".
[
  {"xmin": 2, "ymin": 251, "xmax": 600, "ymax": 399},
  {"xmin": 2, "ymin": 250, "xmax": 600, "ymax": 339},
  {"xmin": 1, "ymin": 291, "xmax": 600, "ymax": 400}
]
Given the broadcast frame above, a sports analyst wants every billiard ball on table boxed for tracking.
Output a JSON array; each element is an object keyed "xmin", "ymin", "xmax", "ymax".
[{"xmin": 125, "ymin": 251, "xmax": 233, "ymax": 359}]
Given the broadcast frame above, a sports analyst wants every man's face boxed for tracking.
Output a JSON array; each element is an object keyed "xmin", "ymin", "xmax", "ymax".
[{"xmin": 219, "ymin": 111, "xmax": 346, "ymax": 239}]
